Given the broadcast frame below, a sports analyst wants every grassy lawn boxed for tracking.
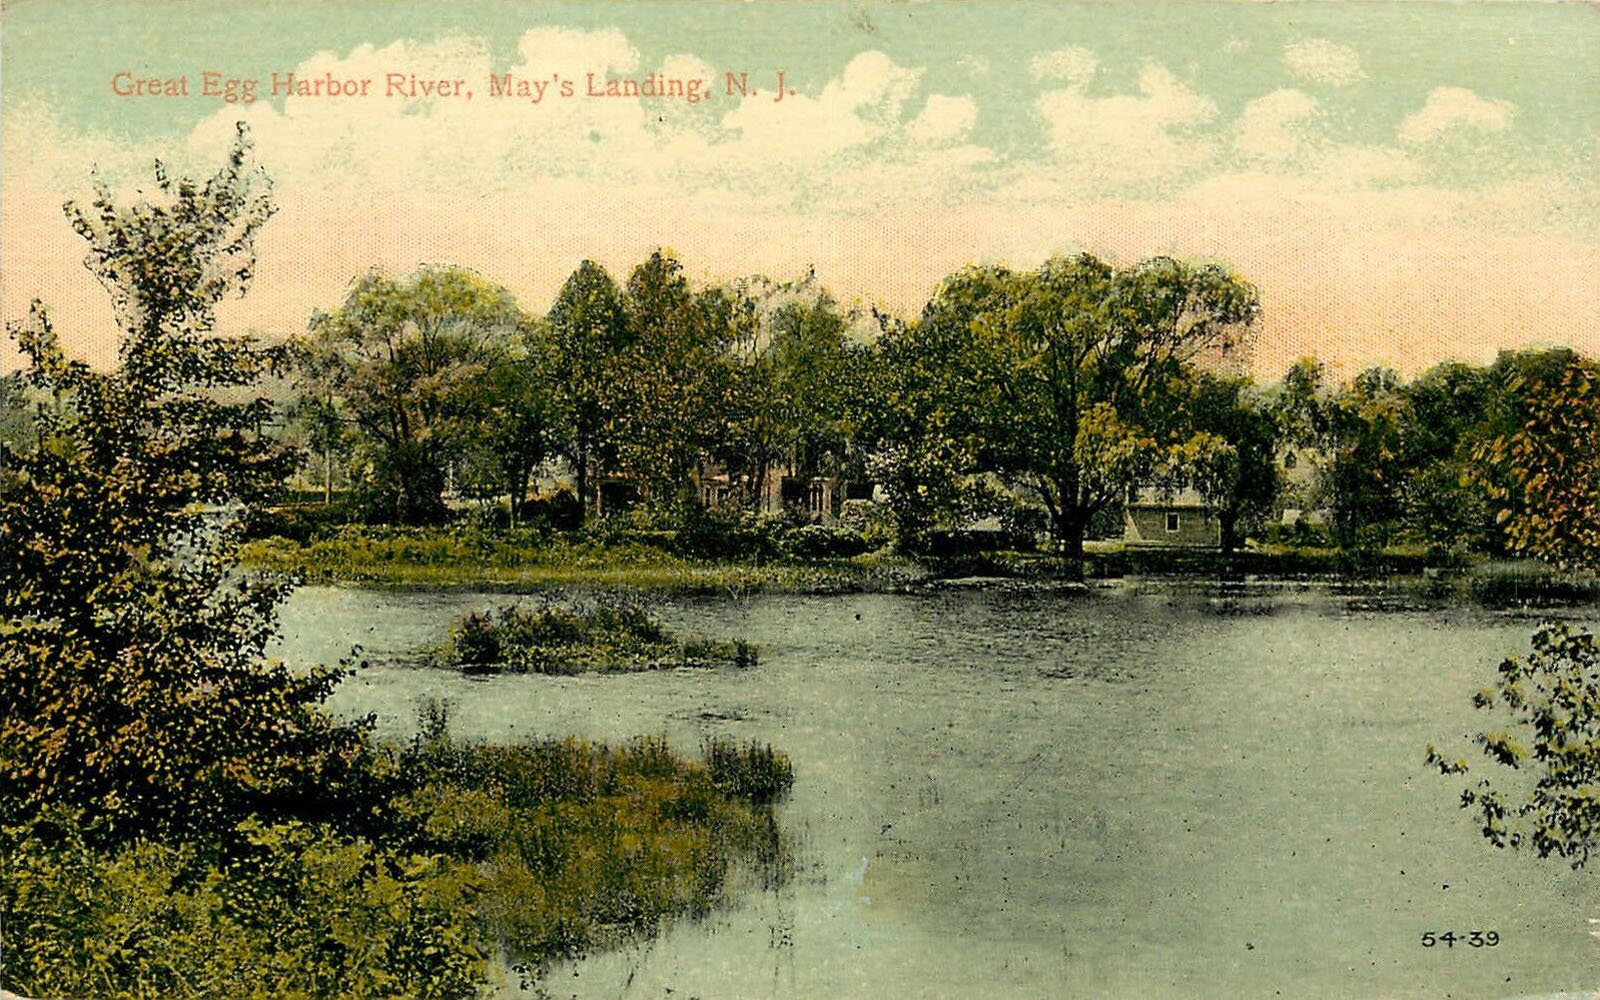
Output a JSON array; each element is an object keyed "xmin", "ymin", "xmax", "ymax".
[{"xmin": 239, "ymin": 526, "xmax": 928, "ymax": 593}]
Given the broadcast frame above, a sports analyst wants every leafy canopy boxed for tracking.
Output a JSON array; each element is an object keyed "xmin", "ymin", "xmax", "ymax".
[{"xmin": 0, "ymin": 124, "xmax": 368, "ymax": 843}]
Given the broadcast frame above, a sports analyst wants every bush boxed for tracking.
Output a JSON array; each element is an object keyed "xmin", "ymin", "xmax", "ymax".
[
  {"xmin": 670, "ymin": 507, "xmax": 782, "ymax": 562},
  {"xmin": 239, "ymin": 498, "xmax": 365, "ymax": 542},
  {"xmin": 519, "ymin": 489, "xmax": 585, "ymax": 533},
  {"xmin": 838, "ymin": 499, "xmax": 896, "ymax": 548},
  {"xmin": 1, "ymin": 810, "xmax": 486, "ymax": 1000},
  {"xmin": 780, "ymin": 523, "xmax": 871, "ymax": 559},
  {"xmin": 437, "ymin": 599, "xmax": 756, "ymax": 674}
]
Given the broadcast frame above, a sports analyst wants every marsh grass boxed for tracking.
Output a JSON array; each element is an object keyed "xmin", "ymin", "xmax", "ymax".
[
  {"xmin": 237, "ymin": 525, "xmax": 927, "ymax": 593},
  {"xmin": 398, "ymin": 703, "xmax": 794, "ymax": 971},
  {"xmin": 1, "ymin": 702, "xmax": 796, "ymax": 996},
  {"xmin": 435, "ymin": 599, "xmax": 759, "ymax": 674}
]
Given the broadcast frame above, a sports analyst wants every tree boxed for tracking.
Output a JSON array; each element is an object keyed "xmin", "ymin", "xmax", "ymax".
[
  {"xmin": 1183, "ymin": 373, "xmax": 1279, "ymax": 553},
  {"xmin": 0, "ymin": 125, "xmax": 368, "ymax": 843},
  {"xmin": 287, "ymin": 391, "xmax": 350, "ymax": 504},
  {"xmin": 459, "ymin": 322, "xmax": 559, "ymax": 527},
  {"xmin": 610, "ymin": 251, "xmax": 753, "ymax": 509},
  {"xmin": 716, "ymin": 275, "xmax": 861, "ymax": 510},
  {"xmin": 301, "ymin": 265, "xmax": 527, "ymax": 524},
  {"xmin": 1428, "ymin": 353, "xmax": 1600, "ymax": 868},
  {"xmin": 877, "ymin": 254, "xmax": 1259, "ymax": 562},
  {"xmin": 1322, "ymin": 367, "xmax": 1413, "ymax": 549},
  {"xmin": 1397, "ymin": 360, "xmax": 1496, "ymax": 552},
  {"xmin": 1474, "ymin": 355, "xmax": 1600, "ymax": 569},
  {"xmin": 547, "ymin": 259, "xmax": 627, "ymax": 516}
]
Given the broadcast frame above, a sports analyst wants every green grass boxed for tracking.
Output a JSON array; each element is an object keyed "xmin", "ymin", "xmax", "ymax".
[
  {"xmin": 436, "ymin": 599, "xmax": 759, "ymax": 674},
  {"xmin": 1, "ymin": 703, "xmax": 795, "ymax": 998},
  {"xmin": 238, "ymin": 525, "xmax": 927, "ymax": 593}
]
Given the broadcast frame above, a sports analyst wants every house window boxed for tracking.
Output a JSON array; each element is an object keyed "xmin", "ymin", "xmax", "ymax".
[{"xmin": 1166, "ymin": 512, "xmax": 1180, "ymax": 533}]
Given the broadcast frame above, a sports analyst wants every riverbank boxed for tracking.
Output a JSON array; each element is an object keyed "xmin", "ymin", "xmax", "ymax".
[
  {"xmin": 240, "ymin": 527, "xmax": 1599, "ymax": 606},
  {"xmin": 239, "ymin": 526, "xmax": 929, "ymax": 594}
]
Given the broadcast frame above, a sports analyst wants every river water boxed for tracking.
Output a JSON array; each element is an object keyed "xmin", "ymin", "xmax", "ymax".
[{"xmin": 275, "ymin": 583, "xmax": 1600, "ymax": 1000}]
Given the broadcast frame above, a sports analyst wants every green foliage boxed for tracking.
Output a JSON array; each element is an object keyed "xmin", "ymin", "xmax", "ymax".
[
  {"xmin": 436, "ymin": 599, "xmax": 757, "ymax": 674},
  {"xmin": 395, "ymin": 706, "xmax": 792, "ymax": 971},
  {"xmin": 1473, "ymin": 358, "xmax": 1600, "ymax": 573},
  {"xmin": 609, "ymin": 251, "xmax": 757, "ymax": 509},
  {"xmin": 300, "ymin": 265, "xmax": 534, "ymax": 524},
  {"xmin": 0, "ymin": 125, "xmax": 371, "ymax": 844},
  {"xmin": 1181, "ymin": 374, "xmax": 1279, "ymax": 552},
  {"xmin": 2, "ymin": 810, "xmax": 486, "ymax": 1000},
  {"xmin": 548, "ymin": 259, "xmax": 628, "ymax": 514},
  {"xmin": 1428, "ymin": 353, "xmax": 1600, "ymax": 871},
  {"xmin": 1428, "ymin": 623, "xmax": 1600, "ymax": 868},
  {"xmin": 869, "ymin": 254, "xmax": 1259, "ymax": 561}
]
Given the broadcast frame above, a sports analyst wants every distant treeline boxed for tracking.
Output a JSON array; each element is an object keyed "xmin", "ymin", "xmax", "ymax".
[{"xmin": 3, "ymin": 250, "xmax": 1593, "ymax": 561}]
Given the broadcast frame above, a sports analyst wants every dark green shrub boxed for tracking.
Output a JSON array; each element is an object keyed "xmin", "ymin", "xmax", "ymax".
[
  {"xmin": 519, "ymin": 489, "xmax": 585, "ymax": 533},
  {"xmin": 704, "ymin": 737, "xmax": 795, "ymax": 806},
  {"xmin": 781, "ymin": 523, "xmax": 871, "ymax": 559},
  {"xmin": 437, "ymin": 599, "xmax": 754, "ymax": 674}
]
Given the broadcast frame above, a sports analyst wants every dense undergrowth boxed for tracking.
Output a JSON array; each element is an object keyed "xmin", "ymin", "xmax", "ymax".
[{"xmin": 1, "ymin": 703, "xmax": 794, "ymax": 998}]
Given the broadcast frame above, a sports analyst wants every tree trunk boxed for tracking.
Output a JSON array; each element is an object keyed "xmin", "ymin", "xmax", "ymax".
[
  {"xmin": 1219, "ymin": 511, "xmax": 1240, "ymax": 555},
  {"xmin": 1054, "ymin": 508, "xmax": 1088, "ymax": 580},
  {"xmin": 575, "ymin": 445, "xmax": 590, "ymax": 524}
]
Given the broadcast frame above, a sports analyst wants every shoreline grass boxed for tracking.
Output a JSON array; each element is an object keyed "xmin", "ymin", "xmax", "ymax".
[
  {"xmin": 434, "ymin": 599, "xmax": 759, "ymax": 675},
  {"xmin": 239, "ymin": 525, "xmax": 1599, "ymax": 607},
  {"xmin": 238, "ymin": 525, "xmax": 928, "ymax": 594}
]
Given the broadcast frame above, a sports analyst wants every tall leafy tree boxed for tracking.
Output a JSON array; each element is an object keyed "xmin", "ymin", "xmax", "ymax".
[
  {"xmin": 1430, "ymin": 353, "xmax": 1600, "ymax": 868},
  {"xmin": 878, "ymin": 254, "xmax": 1259, "ymax": 562},
  {"xmin": 547, "ymin": 259, "xmax": 627, "ymax": 515},
  {"xmin": 460, "ymin": 321, "xmax": 559, "ymax": 526},
  {"xmin": 1182, "ymin": 373, "xmax": 1280, "ymax": 553},
  {"xmin": 0, "ymin": 125, "xmax": 367, "ymax": 842},
  {"xmin": 611, "ymin": 251, "xmax": 752, "ymax": 509},
  {"xmin": 717, "ymin": 275, "xmax": 860, "ymax": 509},
  {"xmin": 1398, "ymin": 360, "xmax": 1496, "ymax": 552},
  {"xmin": 301, "ymin": 265, "xmax": 526, "ymax": 523},
  {"xmin": 1321, "ymin": 367, "xmax": 1413, "ymax": 549}
]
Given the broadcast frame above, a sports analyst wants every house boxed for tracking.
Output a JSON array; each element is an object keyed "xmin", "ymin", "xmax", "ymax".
[
  {"xmin": 1123, "ymin": 489, "xmax": 1222, "ymax": 548},
  {"xmin": 696, "ymin": 464, "xmax": 852, "ymax": 523}
]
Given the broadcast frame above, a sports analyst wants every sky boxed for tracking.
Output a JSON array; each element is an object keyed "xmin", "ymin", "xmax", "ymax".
[{"xmin": 2, "ymin": 0, "xmax": 1597, "ymax": 378}]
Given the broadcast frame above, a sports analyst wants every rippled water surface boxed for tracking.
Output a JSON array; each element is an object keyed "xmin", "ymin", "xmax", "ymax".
[{"xmin": 275, "ymin": 585, "xmax": 1600, "ymax": 1000}]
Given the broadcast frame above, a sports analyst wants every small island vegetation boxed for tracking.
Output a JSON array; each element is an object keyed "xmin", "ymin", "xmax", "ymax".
[{"xmin": 434, "ymin": 598, "xmax": 758, "ymax": 675}]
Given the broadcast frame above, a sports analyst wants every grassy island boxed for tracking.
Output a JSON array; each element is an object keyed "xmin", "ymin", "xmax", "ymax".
[{"xmin": 435, "ymin": 599, "xmax": 758, "ymax": 674}]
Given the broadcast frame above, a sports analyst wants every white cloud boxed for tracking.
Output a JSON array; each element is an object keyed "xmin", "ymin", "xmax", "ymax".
[
  {"xmin": 1233, "ymin": 89, "xmax": 1317, "ymax": 162},
  {"xmin": 1398, "ymin": 86, "xmax": 1514, "ymax": 144},
  {"xmin": 1029, "ymin": 46, "xmax": 1097, "ymax": 89},
  {"xmin": 1283, "ymin": 39, "xmax": 1363, "ymax": 87},
  {"xmin": 1035, "ymin": 63, "xmax": 1218, "ymax": 183},
  {"xmin": 907, "ymin": 94, "xmax": 978, "ymax": 145},
  {"xmin": 3, "ymin": 28, "xmax": 1594, "ymax": 382}
]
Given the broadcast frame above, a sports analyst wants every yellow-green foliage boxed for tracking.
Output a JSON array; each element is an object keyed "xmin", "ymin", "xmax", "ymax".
[
  {"xmin": 239, "ymin": 524, "xmax": 925, "ymax": 592},
  {"xmin": 395, "ymin": 710, "xmax": 793, "ymax": 972},
  {"xmin": 3, "ymin": 812, "xmax": 485, "ymax": 1000}
]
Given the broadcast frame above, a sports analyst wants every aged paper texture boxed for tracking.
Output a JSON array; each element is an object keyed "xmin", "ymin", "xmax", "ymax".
[{"xmin": 2, "ymin": 2, "xmax": 1597, "ymax": 998}]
